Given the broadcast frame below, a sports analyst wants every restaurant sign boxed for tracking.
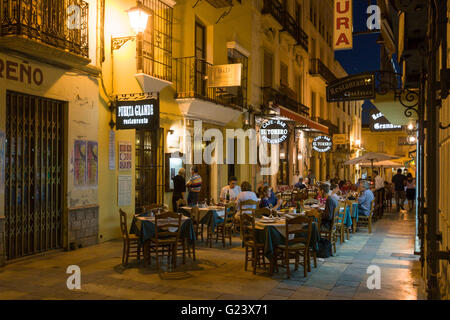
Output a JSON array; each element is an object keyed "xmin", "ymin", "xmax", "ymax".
[
  {"xmin": 333, "ymin": 133, "xmax": 347, "ymax": 145},
  {"xmin": 208, "ymin": 63, "xmax": 242, "ymax": 87},
  {"xmin": 116, "ymin": 98, "xmax": 160, "ymax": 130},
  {"xmin": 333, "ymin": 0, "xmax": 353, "ymax": 51},
  {"xmin": 260, "ymin": 119, "xmax": 289, "ymax": 144},
  {"xmin": 312, "ymin": 136, "xmax": 333, "ymax": 153},
  {"xmin": 369, "ymin": 110, "xmax": 402, "ymax": 132},
  {"xmin": 326, "ymin": 73, "xmax": 375, "ymax": 102}
]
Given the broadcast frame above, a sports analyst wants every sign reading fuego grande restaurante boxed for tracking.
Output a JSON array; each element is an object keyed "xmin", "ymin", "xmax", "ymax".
[
  {"xmin": 334, "ymin": 0, "xmax": 353, "ymax": 51},
  {"xmin": 116, "ymin": 98, "xmax": 160, "ymax": 130},
  {"xmin": 326, "ymin": 73, "xmax": 375, "ymax": 102},
  {"xmin": 260, "ymin": 120, "xmax": 289, "ymax": 144}
]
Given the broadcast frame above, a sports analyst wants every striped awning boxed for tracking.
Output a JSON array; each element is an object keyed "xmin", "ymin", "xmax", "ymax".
[{"xmin": 278, "ymin": 106, "xmax": 329, "ymax": 135}]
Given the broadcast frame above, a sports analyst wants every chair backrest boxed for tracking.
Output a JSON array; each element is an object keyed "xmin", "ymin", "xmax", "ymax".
[
  {"xmin": 119, "ymin": 209, "xmax": 129, "ymax": 240},
  {"xmin": 305, "ymin": 209, "xmax": 321, "ymax": 232},
  {"xmin": 191, "ymin": 206, "xmax": 200, "ymax": 224},
  {"xmin": 143, "ymin": 203, "xmax": 166, "ymax": 213},
  {"xmin": 285, "ymin": 215, "xmax": 313, "ymax": 248},
  {"xmin": 154, "ymin": 211, "xmax": 182, "ymax": 242},
  {"xmin": 239, "ymin": 199, "xmax": 259, "ymax": 216},
  {"xmin": 369, "ymin": 199, "xmax": 375, "ymax": 217},
  {"xmin": 331, "ymin": 203, "xmax": 341, "ymax": 231},
  {"xmin": 336, "ymin": 201, "xmax": 347, "ymax": 226},
  {"xmin": 240, "ymin": 213, "xmax": 256, "ymax": 244},
  {"xmin": 224, "ymin": 202, "xmax": 236, "ymax": 224}
]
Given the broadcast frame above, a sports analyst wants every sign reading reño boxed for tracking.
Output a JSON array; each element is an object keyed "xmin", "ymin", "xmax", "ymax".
[
  {"xmin": 334, "ymin": 0, "xmax": 353, "ymax": 51},
  {"xmin": 327, "ymin": 73, "xmax": 375, "ymax": 102},
  {"xmin": 208, "ymin": 63, "xmax": 242, "ymax": 87},
  {"xmin": 260, "ymin": 120, "xmax": 289, "ymax": 144},
  {"xmin": 313, "ymin": 136, "xmax": 333, "ymax": 152},
  {"xmin": 116, "ymin": 98, "xmax": 159, "ymax": 130}
]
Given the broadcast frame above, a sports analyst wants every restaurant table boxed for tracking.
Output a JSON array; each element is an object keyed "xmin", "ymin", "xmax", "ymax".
[
  {"xmin": 179, "ymin": 206, "xmax": 226, "ymax": 233},
  {"xmin": 253, "ymin": 216, "xmax": 320, "ymax": 260},
  {"xmin": 129, "ymin": 214, "xmax": 196, "ymax": 244}
]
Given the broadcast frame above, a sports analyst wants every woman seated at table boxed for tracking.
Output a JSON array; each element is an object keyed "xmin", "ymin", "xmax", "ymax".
[
  {"xmin": 259, "ymin": 186, "xmax": 274, "ymax": 209},
  {"xmin": 235, "ymin": 181, "xmax": 259, "ymax": 220},
  {"xmin": 320, "ymin": 183, "xmax": 339, "ymax": 232}
]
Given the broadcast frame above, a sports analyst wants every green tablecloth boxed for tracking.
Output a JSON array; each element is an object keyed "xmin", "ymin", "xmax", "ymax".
[
  {"xmin": 130, "ymin": 216, "xmax": 196, "ymax": 244},
  {"xmin": 255, "ymin": 222, "xmax": 320, "ymax": 260}
]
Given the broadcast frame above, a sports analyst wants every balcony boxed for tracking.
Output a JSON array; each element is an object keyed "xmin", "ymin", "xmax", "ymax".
[
  {"xmin": 313, "ymin": 117, "xmax": 339, "ymax": 135},
  {"xmin": 261, "ymin": 0, "xmax": 308, "ymax": 52},
  {"xmin": 262, "ymin": 87, "xmax": 310, "ymax": 117},
  {"xmin": 0, "ymin": 0, "xmax": 90, "ymax": 68},
  {"xmin": 174, "ymin": 56, "xmax": 244, "ymax": 125},
  {"xmin": 309, "ymin": 59, "xmax": 337, "ymax": 83}
]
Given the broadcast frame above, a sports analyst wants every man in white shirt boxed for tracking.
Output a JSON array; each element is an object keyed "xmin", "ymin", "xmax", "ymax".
[
  {"xmin": 220, "ymin": 176, "xmax": 241, "ymax": 202},
  {"xmin": 373, "ymin": 171, "xmax": 385, "ymax": 218}
]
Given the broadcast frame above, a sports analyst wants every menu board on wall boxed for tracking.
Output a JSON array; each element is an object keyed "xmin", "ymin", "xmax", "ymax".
[
  {"xmin": 109, "ymin": 130, "xmax": 116, "ymax": 170},
  {"xmin": 118, "ymin": 142, "xmax": 132, "ymax": 171},
  {"xmin": 118, "ymin": 175, "xmax": 132, "ymax": 207},
  {"xmin": 74, "ymin": 140, "xmax": 86, "ymax": 186},
  {"xmin": 87, "ymin": 141, "xmax": 98, "ymax": 185}
]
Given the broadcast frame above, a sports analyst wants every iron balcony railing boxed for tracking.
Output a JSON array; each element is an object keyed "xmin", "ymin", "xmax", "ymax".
[
  {"xmin": 262, "ymin": 0, "xmax": 308, "ymax": 51},
  {"xmin": 174, "ymin": 56, "xmax": 244, "ymax": 110},
  {"xmin": 0, "ymin": 0, "xmax": 89, "ymax": 58},
  {"xmin": 313, "ymin": 117, "xmax": 339, "ymax": 135},
  {"xmin": 309, "ymin": 58, "xmax": 337, "ymax": 83},
  {"xmin": 262, "ymin": 87, "xmax": 310, "ymax": 117}
]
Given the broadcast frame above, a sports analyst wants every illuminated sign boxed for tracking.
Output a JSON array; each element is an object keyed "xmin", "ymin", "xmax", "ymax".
[
  {"xmin": 260, "ymin": 120, "xmax": 289, "ymax": 144},
  {"xmin": 334, "ymin": 0, "xmax": 353, "ymax": 51},
  {"xmin": 116, "ymin": 98, "xmax": 160, "ymax": 130},
  {"xmin": 369, "ymin": 109, "xmax": 403, "ymax": 132},
  {"xmin": 208, "ymin": 63, "xmax": 242, "ymax": 87},
  {"xmin": 333, "ymin": 134, "xmax": 347, "ymax": 145},
  {"xmin": 312, "ymin": 136, "xmax": 333, "ymax": 152},
  {"xmin": 327, "ymin": 73, "xmax": 375, "ymax": 102}
]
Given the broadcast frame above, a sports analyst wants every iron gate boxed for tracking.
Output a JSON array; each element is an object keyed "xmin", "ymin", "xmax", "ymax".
[{"xmin": 5, "ymin": 91, "xmax": 64, "ymax": 260}]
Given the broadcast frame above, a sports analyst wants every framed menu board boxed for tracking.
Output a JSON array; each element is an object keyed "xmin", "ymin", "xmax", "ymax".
[{"xmin": 118, "ymin": 141, "xmax": 132, "ymax": 171}]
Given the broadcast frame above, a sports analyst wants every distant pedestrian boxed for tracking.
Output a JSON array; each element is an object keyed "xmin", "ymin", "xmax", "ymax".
[
  {"xmin": 392, "ymin": 169, "xmax": 407, "ymax": 211},
  {"xmin": 406, "ymin": 173, "xmax": 416, "ymax": 212}
]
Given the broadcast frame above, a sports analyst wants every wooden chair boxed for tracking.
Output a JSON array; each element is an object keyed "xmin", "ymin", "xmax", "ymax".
[
  {"xmin": 235, "ymin": 199, "xmax": 259, "ymax": 232},
  {"xmin": 241, "ymin": 213, "xmax": 266, "ymax": 274},
  {"xmin": 320, "ymin": 204, "xmax": 340, "ymax": 254},
  {"xmin": 305, "ymin": 209, "xmax": 321, "ymax": 269},
  {"xmin": 147, "ymin": 211, "xmax": 182, "ymax": 270},
  {"xmin": 357, "ymin": 199, "xmax": 375, "ymax": 234},
  {"xmin": 119, "ymin": 209, "xmax": 141, "ymax": 266},
  {"xmin": 273, "ymin": 215, "xmax": 313, "ymax": 278},
  {"xmin": 341, "ymin": 202, "xmax": 351, "ymax": 241},
  {"xmin": 214, "ymin": 203, "xmax": 236, "ymax": 248},
  {"xmin": 347, "ymin": 200, "xmax": 358, "ymax": 233},
  {"xmin": 191, "ymin": 206, "xmax": 204, "ymax": 242}
]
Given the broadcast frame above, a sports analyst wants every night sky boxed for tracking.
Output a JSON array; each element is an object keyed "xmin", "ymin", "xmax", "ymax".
[{"xmin": 334, "ymin": 0, "xmax": 381, "ymax": 126}]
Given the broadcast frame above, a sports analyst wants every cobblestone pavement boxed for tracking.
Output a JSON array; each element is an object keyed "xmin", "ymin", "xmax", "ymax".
[{"xmin": 0, "ymin": 208, "xmax": 425, "ymax": 300}]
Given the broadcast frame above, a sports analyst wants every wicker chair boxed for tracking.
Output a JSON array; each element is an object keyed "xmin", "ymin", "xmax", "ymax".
[
  {"xmin": 357, "ymin": 199, "xmax": 375, "ymax": 234},
  {"xmin": 273, "ymin": 215, "xmax": 313, "ymax": 278},
  {"xmin": 119, "ymin": 209, "xmax": 141, "ymax": 266},
  {"xmin": 241, "ymin": 213, "xmax": 266, "ymax": 274}
]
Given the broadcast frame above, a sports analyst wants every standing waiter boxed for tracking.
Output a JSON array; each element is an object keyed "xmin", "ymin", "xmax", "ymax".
[{"xmin": 373, "ymin": 170, "xmax": 385, "ymax": 218}]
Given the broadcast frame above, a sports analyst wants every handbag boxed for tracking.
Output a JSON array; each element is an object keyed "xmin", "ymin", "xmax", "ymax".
[{"xmin": 317, "ymin": 237, "xmax": 333, "ymax": 258}]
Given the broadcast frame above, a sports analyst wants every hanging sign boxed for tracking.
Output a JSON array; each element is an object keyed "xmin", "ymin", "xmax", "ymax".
[
  {"xmin": 369, "ymin": 109, "xmax": 403, "ymax": 132},
  {"xmin": 327, "ymin": 73, "xmax": 375, "ymax": 102},
  {"xmin": 333, "ymin": 134, "xmax": 347, "ymax": 145},
  {"xmin": 334, "ymin": 0, "xmax": 353, "ymax": 51},
  {"xmin": 116, "ymin": 98, "xmax": 159, "ymax": 130},
  {"xmin": 208, "ymin": 63, "xmax": 242, "ymax": 87},
  {"xmin": 260, "ymin": 119, "xmax": 289, "ymax": 144},
  {"xmin": 312, "ymin": 136, "xmax": 333, "ymax": 152}
]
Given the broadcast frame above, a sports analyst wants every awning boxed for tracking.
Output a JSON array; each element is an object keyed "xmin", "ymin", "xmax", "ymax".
[{"xmin": 278, "ymin": 106, "xmax": 329, "ymax": 135}]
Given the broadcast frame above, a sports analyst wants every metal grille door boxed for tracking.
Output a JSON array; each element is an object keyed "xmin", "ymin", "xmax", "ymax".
[{"xmin": 5, "ymin": 91, "xmax": 64, "ymax": 260}]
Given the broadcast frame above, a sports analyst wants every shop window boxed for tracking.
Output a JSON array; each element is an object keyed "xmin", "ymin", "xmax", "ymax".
[{"xmin": 228, "ymin": 48, "xmax": 249, "ymax": 108}]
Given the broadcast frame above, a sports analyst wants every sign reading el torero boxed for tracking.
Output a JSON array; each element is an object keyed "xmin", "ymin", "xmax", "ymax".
[{"xmin": 326, "ymin": 73, "xmax": 375, "ymax": 102}]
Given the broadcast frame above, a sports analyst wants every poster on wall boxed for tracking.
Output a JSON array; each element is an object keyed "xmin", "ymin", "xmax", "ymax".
[
  {"xmin": 0, "ymin": 132, "xmax": 5, "ymax": 191},
  {"xmin": 118, "ymin": 142, "xmax": 132, "ymax": 171},
  {"xmin": 109, "ymin": 130, "xmax": 116, "ymax": 170},
  {"xmin": 118, "ymin": 175, "xmax": 132, "ymax": 207},
  {"xmin": 74, "ymin": 140, "xmax": 87, "ymax": 186},
  {"xmin": 87, "ymin": 141, "xmax": 98, "ymax": 186}
]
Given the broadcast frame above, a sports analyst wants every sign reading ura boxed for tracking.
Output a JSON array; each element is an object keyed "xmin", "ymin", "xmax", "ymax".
[
  {"xmin": 116, "ymin": 98, "xmax": 160, "ymax": 130},
  {"xmin": 312, "ymin": 136, "xmax": 333, "ymax": 153},
  {"xmin": 326, "ymin": 73, "xmax": 375, "ymax": 102},
  {"xmin": 260, "ymin": 120, "xmax": 289, "ymax": 144},
  {"xmin": 334, "ymin": 0, "xmax": 353, "ymax": 51}
]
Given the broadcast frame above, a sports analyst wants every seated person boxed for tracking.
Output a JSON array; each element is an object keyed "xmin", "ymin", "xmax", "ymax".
[
  {"xmin": 266, "ymin": 186, "xmax": 282, "ymax": 210},
  {"xmin": 330, "ymin": 183, "xmax": 340, "ymax": 201},
  {"xmin": 219, "ymin": 176, "xmax": 241, "ymax": 202},
  {"xmin": 235, "ymin": 181, "xmax": 259, "ymax": 219},
  {"xmin": 358, "ymin": 180, "xmax": 375, "ymax": 216},
  {"xmin": 294, "ymin": 177, "xmax": 307, "ymax": 189},
  {"xmin": 259, "ymin": 186, "xmax": 273, "ymax": 208},
  {"xmin": 320, "ymin": 183, "xmax": 338, "ymax": 232}
]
